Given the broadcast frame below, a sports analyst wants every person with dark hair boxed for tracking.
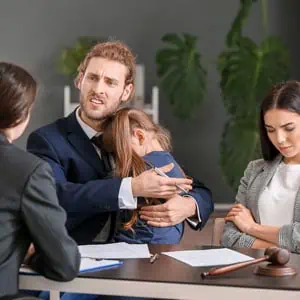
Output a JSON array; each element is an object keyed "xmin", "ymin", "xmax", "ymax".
[
  {"xmin": 222, "ymin": 80, "xmax": 300, "ymax": 253},
  {"xmin": 27, "ymin": 40, "xmax": 214, "ymax": 246},
  {"xmin": 0, "ymin": 62, "xmax": 80, "ymax": 299}
]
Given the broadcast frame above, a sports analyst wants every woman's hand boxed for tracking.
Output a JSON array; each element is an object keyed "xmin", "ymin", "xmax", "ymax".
[
  {"xmin": 225, "ymin": 203, "xmax": 256, "ymax": 234},
  {"xmin": 226, "ymin": 204, "xmax": 280, "ymax": 245},
  {"xmin": 24, "ymin": 243, "xmax": 35, "ymax": 265}
]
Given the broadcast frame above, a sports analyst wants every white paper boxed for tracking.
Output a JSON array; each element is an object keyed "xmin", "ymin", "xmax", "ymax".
[
  {"xmin": 20, "ymin": 258, "xmax": 122, "ymax": 274},
  {"xmin": 19, "ymin": 266, "xmax": 36, "ymax": 274},
  {"xmin": 79, "ymin": 242, "xmax": 151, "ymax": 259},
  {"xmin": 161, "ymin": 248, "xmax": 254, "ymax": 267}
]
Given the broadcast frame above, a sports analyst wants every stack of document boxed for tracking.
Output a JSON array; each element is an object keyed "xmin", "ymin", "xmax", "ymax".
[
  {"xmin": 79, "ymin": 242, "xmax": 151, "ymax": 259},
  {"xmin": 20, "ymin": 258, "xmax": 122, "ymax": 275},
  {"xmin": 21, "ymin": 243, "xmax": 150, "ymax": 275},
  {"xmin": 162, "ymin": 248, "xmax": 254, "ymax": 267}
]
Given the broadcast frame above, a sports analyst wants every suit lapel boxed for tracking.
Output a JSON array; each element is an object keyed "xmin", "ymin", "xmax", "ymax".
[
  {"xmin": 252, "ymin": 156, "xmax": 282, "ymax": 222},
  {"xmin": 66, "ymin": 111, "xmax": 107, "ymax": 177}
]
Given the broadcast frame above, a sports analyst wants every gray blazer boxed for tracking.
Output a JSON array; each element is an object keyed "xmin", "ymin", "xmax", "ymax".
[
  {"xmin": 221, "ymin": 156, "xmax": 300, "ymax": 254},
  {"xmin": 0, "ymin": 133, "xmax": 80, "ymax": 298}
]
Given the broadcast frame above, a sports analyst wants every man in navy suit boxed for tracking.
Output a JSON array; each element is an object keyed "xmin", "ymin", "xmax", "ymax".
[{"xmin": 27, "ymin": 41, "xmax": 213, "ymax": 245}]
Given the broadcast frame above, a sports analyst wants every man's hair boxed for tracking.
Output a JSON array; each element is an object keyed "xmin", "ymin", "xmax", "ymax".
[
  {"xmin": 74, "ymin": 40, "xmax": 136, "ymax": 99},
  {"xmin": 0, "ymin": 62, "xmax": 37, "ymax": 129}
]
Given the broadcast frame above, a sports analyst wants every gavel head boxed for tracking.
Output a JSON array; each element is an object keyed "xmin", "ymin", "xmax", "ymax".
[{"xmin": 264, "ymin": 247, "xmax": 290, "ymax": 265}]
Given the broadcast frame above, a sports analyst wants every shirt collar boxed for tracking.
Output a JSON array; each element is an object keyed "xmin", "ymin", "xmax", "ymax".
[{"xmin": 75, "ymin": 107, "xmax": 100, "ymax": 139}]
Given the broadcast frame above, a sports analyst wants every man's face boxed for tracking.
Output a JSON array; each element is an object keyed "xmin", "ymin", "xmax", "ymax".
[{"xmin": 78, "ymin": 57, "xmax": 133, "ymax": 129}]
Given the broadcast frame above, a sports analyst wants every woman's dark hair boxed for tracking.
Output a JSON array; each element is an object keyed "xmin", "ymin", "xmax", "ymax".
[
  {"xmin": 260, "ymin": 80, "xmax": 300, "ymax": 161},
  {"xmin": 0, "ymin": 62, "xmax": 37, "ymax": 129}
]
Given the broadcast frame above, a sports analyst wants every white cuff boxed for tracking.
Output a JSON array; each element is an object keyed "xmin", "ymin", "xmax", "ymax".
[
  {"xmin": 183, "ymin": 195, "xmax": 202, "ymax": 228},
  {"xmin": 118, "ymin": 177, "xmax": 137, "ymax": 209}
]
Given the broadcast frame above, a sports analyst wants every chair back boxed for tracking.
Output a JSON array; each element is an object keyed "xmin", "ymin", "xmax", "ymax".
[{"xmin": 211, "ymin": 217, "xmax": 225, "ymax": 246}]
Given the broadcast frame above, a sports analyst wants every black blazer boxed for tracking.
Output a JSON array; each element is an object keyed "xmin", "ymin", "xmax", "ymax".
[{"xmin": 0, "ymin": 133, "xmax": 80, "ymax": 298}]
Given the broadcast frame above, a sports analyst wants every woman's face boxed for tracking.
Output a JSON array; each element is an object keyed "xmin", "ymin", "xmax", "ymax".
[{"xmin": 264, "ymin": 108, "xmax": 300, "ymax": 163}]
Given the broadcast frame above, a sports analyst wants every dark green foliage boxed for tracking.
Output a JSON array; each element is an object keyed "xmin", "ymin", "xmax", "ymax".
[
  {"xmin": 156, "ymin": 33, "xmax": 207, "ymax": 119},
  {"xmin": 226, "ymin": 0, "xmax": 254, "ymax": 47},
  {"xmin": 218, "ymin": 0, "xmax": 290, "ymax": 190},
  {"xmin": 58, "ymin": 37, "xmax": 101, "ymax": 77}
]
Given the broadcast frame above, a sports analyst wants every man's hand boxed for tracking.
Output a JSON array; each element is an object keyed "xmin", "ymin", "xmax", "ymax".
[
  {"xmin": 139, "ymin": 194, "xmax": 197, "ymax": 227},
  {"xmin": 225, "ymin": 203, "xmax": 256, "ymax": 234},
  {"xmin": 24, "ymin": 243, "xmax": 35, "ymax": 265},
  {"xmin": 132, "ymin": 163, "xmax": 192, "ymax": 199}
]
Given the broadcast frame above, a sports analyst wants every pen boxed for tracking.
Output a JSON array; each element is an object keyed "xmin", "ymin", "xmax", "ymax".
[
  {"xmin": 149, "ymin": 253, "xmax": 159, "ymax": 264},
  {"xmin": 145, "ymin": 161, "xmax": 189, "ymax": 194},
  {"xmin": 155, "ymin": 167, "xmax": 188, "ymax": 194},
  {"xmin": 81, "ymin": 256, "xmax": 104, "ymax": 261}
]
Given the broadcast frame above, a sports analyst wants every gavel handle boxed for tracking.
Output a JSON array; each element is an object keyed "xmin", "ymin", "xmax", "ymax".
[{"xmin": 201, "ymin": 256, "xmax": 269, "ymax": 278}]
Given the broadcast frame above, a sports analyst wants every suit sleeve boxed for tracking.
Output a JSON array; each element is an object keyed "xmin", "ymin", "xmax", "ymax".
[
  {"xmin": 22, "ymin": 161, "xmax": 80, "ymax": 281},
  {"xmin": 27, "ymin": 131, "xmax": 121, "ymax": 215},
  {"xmin": 279, "ymin": 223, "xmax": 300, "ymax": 253},
  {"xmin": 186, "ymin": 178, "xmax": 214, "ymax": 230},
  {"xmin": 221, "ymin": 161, "xmax": 256, "ymax": 248}
]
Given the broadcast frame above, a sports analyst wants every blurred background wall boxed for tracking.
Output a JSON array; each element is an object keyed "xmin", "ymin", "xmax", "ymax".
[{"xmin": 0, "ymin": 0, "xmax": 299, "ymax": 204}]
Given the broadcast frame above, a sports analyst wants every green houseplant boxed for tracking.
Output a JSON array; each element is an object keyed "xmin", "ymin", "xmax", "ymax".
[
  {"xmin": 58, "ymin": 37, "xmax": 100, "ymax": 77},
  {"xmin": 218, "ymin": 0, "xmax": 290, "ymax": 189},
  {"xmin": 156, "ymin": 33, "xmax": 207, "ymax": 120},
  {"xmin": 155, "ymin": 0, "xmax": 290, "ymax": 191}
]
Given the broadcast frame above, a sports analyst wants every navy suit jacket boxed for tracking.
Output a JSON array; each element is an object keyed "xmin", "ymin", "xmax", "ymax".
[{"xmin": 27, "ymin": 111, "xmax": 214, "ymax": 244}]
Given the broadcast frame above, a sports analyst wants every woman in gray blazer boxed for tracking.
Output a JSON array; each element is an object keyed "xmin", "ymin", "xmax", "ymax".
[
  {"xmin": 222, "ymin": 80, "xmax": 300, "ymax": 254},
  {"xmin": 0, "ymin": 62, "xmax": 80, "ymax": 298}
]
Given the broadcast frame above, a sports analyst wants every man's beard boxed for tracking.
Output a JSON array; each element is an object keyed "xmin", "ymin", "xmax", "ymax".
[{"xmin": 80, "ymin": 93, "xmax": 123, "ymax": 122}]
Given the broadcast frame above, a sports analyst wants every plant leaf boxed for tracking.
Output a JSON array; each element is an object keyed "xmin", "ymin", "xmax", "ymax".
[
  {"xmin": 156, "ymin": 33, "xmax": 207, "ymax": 119},
  {"xmin": 58, "ymin": 37, "xmax": 104, "ymax": 77},
  {"xmin": 220, "ymin": 117, "xmax": 261, "ymax": 190},
  {"xmin": 161, "ymin": 33, "xmax": 186, "ymax": 48},
  {"xmin": 218, "ymin": 35, "xmax": 290, "ymax": 189},
  {"xmin": 226, "ymin": 0, "xmax": 254, "ymax": 47},
  {"xmin": 218, "ymin": 36, "xmax": 290, "ymax": 119}
]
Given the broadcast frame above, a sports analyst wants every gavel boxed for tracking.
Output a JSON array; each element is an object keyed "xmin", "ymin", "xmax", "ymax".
[{"xmin": 201, "ymin": 247, "xmax": 294, "ymax": 278}]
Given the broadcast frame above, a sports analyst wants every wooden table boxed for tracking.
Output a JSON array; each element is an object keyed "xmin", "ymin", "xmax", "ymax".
[{"xmin": 19, "ymin": 245, "xmax": 300, "ymax": 300}]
